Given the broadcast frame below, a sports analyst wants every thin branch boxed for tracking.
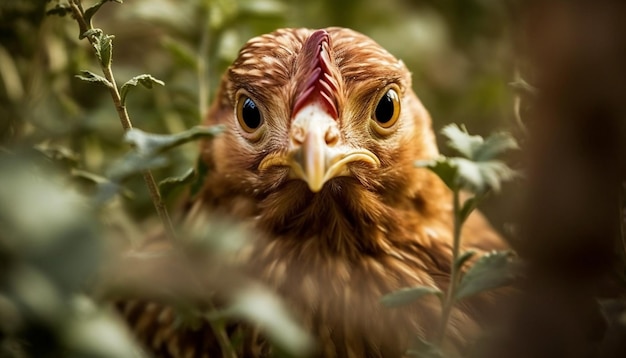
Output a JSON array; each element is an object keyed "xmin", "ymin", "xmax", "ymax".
[
  {"xmin": 68, "ymin": 0, "xmax": 176, "ymax": 241},
  {"xmin": 436, "ymin": 189, "xmax": 462, "ymax": 344},
  {"xmin": 197, "ymin": 6, "xmax": 212, "ymax": 121},
  {"xmin": 205, "ymin": 302, "xmax": 238, "ymax": 358}
]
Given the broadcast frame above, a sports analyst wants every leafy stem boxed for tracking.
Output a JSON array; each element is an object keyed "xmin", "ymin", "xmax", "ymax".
[
  {"xmin": 197, "ymin": 5, "xmax": 212, "ymax": 121},
  {"xmin": 205, "ymin": 302, "xmax": 237, "ymax": 358},
  {"xmin": 382, "ymin": 124, "xmax": 520, "ymax": 356},
  {"xmin": 436, "ymin": 189, "xmax": 462, "ymax": 344},
  {"xmin": 67, "ymin": 0, "xmax": 176, "ymax": 241}
]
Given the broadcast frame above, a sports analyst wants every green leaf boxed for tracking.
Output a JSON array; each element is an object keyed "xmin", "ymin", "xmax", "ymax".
[
  {"xmin": 441, "ymin": 124, "xmax": 519, "ymax": 162},
  {"xmin": 450, "ymin": 157, "xmax": 517, "ymax": 194},
  {"xmin": 441, "ymin": 124, "xmax": 483, "ymax": 159},
  {"xmin": 80, "ymin": 28, "xmax": 102, "ymax": 40},
  {"xmin": 418, "ymin": 154, "xmax": 517, "ymax": 194},
  {"xmin": 120, "ymin": 74, "xmax": 165, "ymax": 105},
  {"xmin": 84, "ymin": 1, "xmax": 105, "ymax": 26},
  {"xmin": 97, "ymin": 151, "xmax": 166, "ymax": 203},
  {"xmin": 106, "ymin": 152, "xmax": 168, "ymax": 182},
  {"xmin": 454, "ymin": 250, "xmax": 477, "ymax": 272},
  {"xmin": 75, "ymin": 70, "xmax": 113, "ymax": 88},
  {"xmin": 239, "ymin": 0, "xmax": 287, "ymax": 16},
  {"xmin": 191, "ymin": 155, "xmax": 210, "ymax": 196},
  {"xmin": 83, "ymin": 29, "xmax": 114, "ymax": 67},
  {"xmin": 416, "ymin": 158, "xmax": 459, "ymax": 191},
  {"xmin": 190, "ymin": 156, "xmax": 210, "ymax": 197},
  {"xmin": 159, "ymin": 168, "xmax": 196, "ymax": 198},
  {"xmin": 380, "ymin": 286, "xmax": 443, "ymax": 308},
  {"xmin": 455, "ymin": 251, "xmax": 519, "ymax": 301},
  {"xmin": 71, "ymin": 169, "xmax": 110, "ymax": 187},
  {"xmin": 124, "ymin": 125, "xmax": 224, "ymax": 156},
  {"xmin": 64, "ymin": 297, "xmax": 142, "ymax": 358},
  {"xmin": 228, "ymin": 287, "xmax": 314, "ymax": 356},
  {"xmin": 97, "ymin": 34, "xmax": 114, "ymax": 67},
  {"xmin": 459, "ymin": 196, "xmax": 482, "ymax": 223},
  {"xmin": 162, "ymin": 38, "xmax": 198, "ymax": 69},
  {"xmin": 473, "ymin": 132, "xmax": 519, "ymax": 162},
  {"xmin": 34, "ymin": 143, "xmax": 79, "ymax": 168}
]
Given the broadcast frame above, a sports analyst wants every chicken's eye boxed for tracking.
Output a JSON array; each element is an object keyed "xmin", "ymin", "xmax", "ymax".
[
  {"xmin": 372, "ymin": 88, "xmax": 401, "ymax": 133},
  {"xmin": 237, "ymin": 96, "xmax": 263, "ymax": 133}
]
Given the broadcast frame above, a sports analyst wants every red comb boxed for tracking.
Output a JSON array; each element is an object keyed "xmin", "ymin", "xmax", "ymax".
[{"xmin": 292, "ymin": 30, "xmax": 339, "ymax": 119}]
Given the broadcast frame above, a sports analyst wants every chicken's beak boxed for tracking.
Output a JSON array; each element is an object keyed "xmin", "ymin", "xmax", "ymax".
[{"xmin": 261, "ymin": 102, "xmax": 380, "ymax": 192}]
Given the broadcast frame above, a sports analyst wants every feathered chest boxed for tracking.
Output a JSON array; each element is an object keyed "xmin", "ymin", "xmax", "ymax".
[{"xmin": 189, "ymin": 177, "xmax": 462, "ymax": 356}]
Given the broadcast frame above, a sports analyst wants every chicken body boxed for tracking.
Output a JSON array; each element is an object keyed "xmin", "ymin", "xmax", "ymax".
[{"xmin": 122, "ymin": 27, "xmax": 505, "ymax": 358}]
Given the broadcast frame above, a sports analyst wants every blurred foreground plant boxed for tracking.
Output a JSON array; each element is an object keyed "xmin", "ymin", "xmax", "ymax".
[
  {"xmin": 382, "ymin": 124, "xmax": 521, "ymax": 357},
  {"xmin": 0, "ymin": 155, "xmax": 142, "ymax": 358}
]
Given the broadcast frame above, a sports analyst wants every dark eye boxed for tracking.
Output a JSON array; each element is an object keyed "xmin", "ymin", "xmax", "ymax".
[
  {"xmin": 373, "ymin": 88, "xmax": 400, "ymax": 129},
  {"xmin": 237, "ymin": 96, "xmax": 263, "ymax": 132}
]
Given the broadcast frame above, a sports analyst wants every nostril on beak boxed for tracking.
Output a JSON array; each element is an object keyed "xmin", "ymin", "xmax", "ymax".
[
  {"xmin": 291, "ymin": 126, "xmax": 306, "ymax": 146},
  {"xmin": 325, "ymin": 126, "xmax": 339, "ymax": 146}
]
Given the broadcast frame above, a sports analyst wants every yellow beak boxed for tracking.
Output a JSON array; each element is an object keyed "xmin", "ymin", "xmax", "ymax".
[{"xmin": 259, "ymin": 102, "xmax": 380, "ymax": 192}]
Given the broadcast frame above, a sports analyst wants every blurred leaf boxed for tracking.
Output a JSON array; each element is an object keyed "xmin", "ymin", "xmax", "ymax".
[
  {"xmin": 162, "ymin": 38, "xmax": 197, "ymax": 69},
  {"xmin": 459, "ymin": 195, "xmax": 481, "ymax": 224},
  {"xmin": 124, "ymin": 125, "xmax": 224, "ymax": 156},
  {"xmin": 455, "ymin": 251, "xmax": 519, "ymax": 301},
  {"xmin": 450, "ymin": 157, "xmax": 516, "ymax": 194},
  {"xmin": 416, "ymin": 158, "xmax": 458, "ymax": 190},
  {"xmin": 71, "ymin": 168, "xmax": 111, "ymax": 187},
  {"xmin": 0, "ymin": 159, "xmax": 102, "ymax": 294},
  {"xmin": 64, "ymin": 296, "xmax": 140, "ymax": 358},
  {"xmin": 182, "ymin": 217, "xmax": 251, "ymax": 255},
  {"xmin": 34, "ymin": 143, "xmax": 79, "ymax": 169},
  {"xmin": 0, "ymin": 45, "xmax": 25, "ymax": 102},
  {"xmin": 8, "ymin": 266, "xmax": 65, "ymax": 326},
  {"xmin": 423, "ymin": 125, "xmax": 519, "ymax": 194},
  {"xmin": 208, "ymin": 0, "xmax": 239, "ymax": 30},
  {"xmin": 75, "ymin": 70, "xmax": 112, "ymax": 88},
  {"xmin": 406, "ymin": 336, "xmax": 443, "ymax": 358},
  {"xmin": 239, "ymin": 0, "xmax": 286, "ymax": 16},
  {"xmin": 227, "ymin": 287, "xmax": 314, "ymax": 356},
  {"xmin": 0, "ymin": 293, "xmax": 21, "ymax": 334},
  {"xmin": 159, "ymin": 168, "xmax": 196, "ymax": 198},
  {"xmin": 473, "ymin": 132, "xmax": 520, "ymax": 163},
  {"xmin": 442, "ymin": 124, "xmax": 519, "ymax": 162},
  {"xmin": 97, "ymin": 150, "xmax": 167, "ymax": 203},
  {"xmin": 46, "ymin": 3, "xmax": 72, "ymax": 17},
  {"xmin": 99, "ymin": 125, "xmax": 222, "ymax": 203},
  {"xmin": 381, "ymin": 286, "xmax": 443, "ymax": 308},
  {"xmin": 441, "ymin": 124, "xmax": 482, "ymax": 159},
  {"xmin": 454, "ymin": 250, "xmax": 477, "ymax": 272},
  {"xmin": 106, "ymin": 152, "xmax": 168, "ymax": 182},
  {"xmin": 509, "ymin": 77, "xmax": 538, "ymax": 96},
  {"xmin": 120, "ymin": 74, "xmax": 165, "ymax": 106},
  {"xmin": 190, "ymin": 156, "xmax": 210, "ymax": 197}
]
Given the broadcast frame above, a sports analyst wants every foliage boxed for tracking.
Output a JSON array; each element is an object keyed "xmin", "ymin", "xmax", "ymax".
[
  {"xmin": 419, "ymin": 124, "xmax": 519, "ymax": 195},
  {"xmin": 383, "ymin": 125, "xmax": 520, "ymax": 355},
  {"xmin": 0, "ymin": 155, "xmax": 140, "ymax": 358}
]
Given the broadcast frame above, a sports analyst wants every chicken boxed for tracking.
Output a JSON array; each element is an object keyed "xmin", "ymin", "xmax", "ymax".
[{"xmin": 120, "ymin": 27, "xmax": 506, "ymax": 357}]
